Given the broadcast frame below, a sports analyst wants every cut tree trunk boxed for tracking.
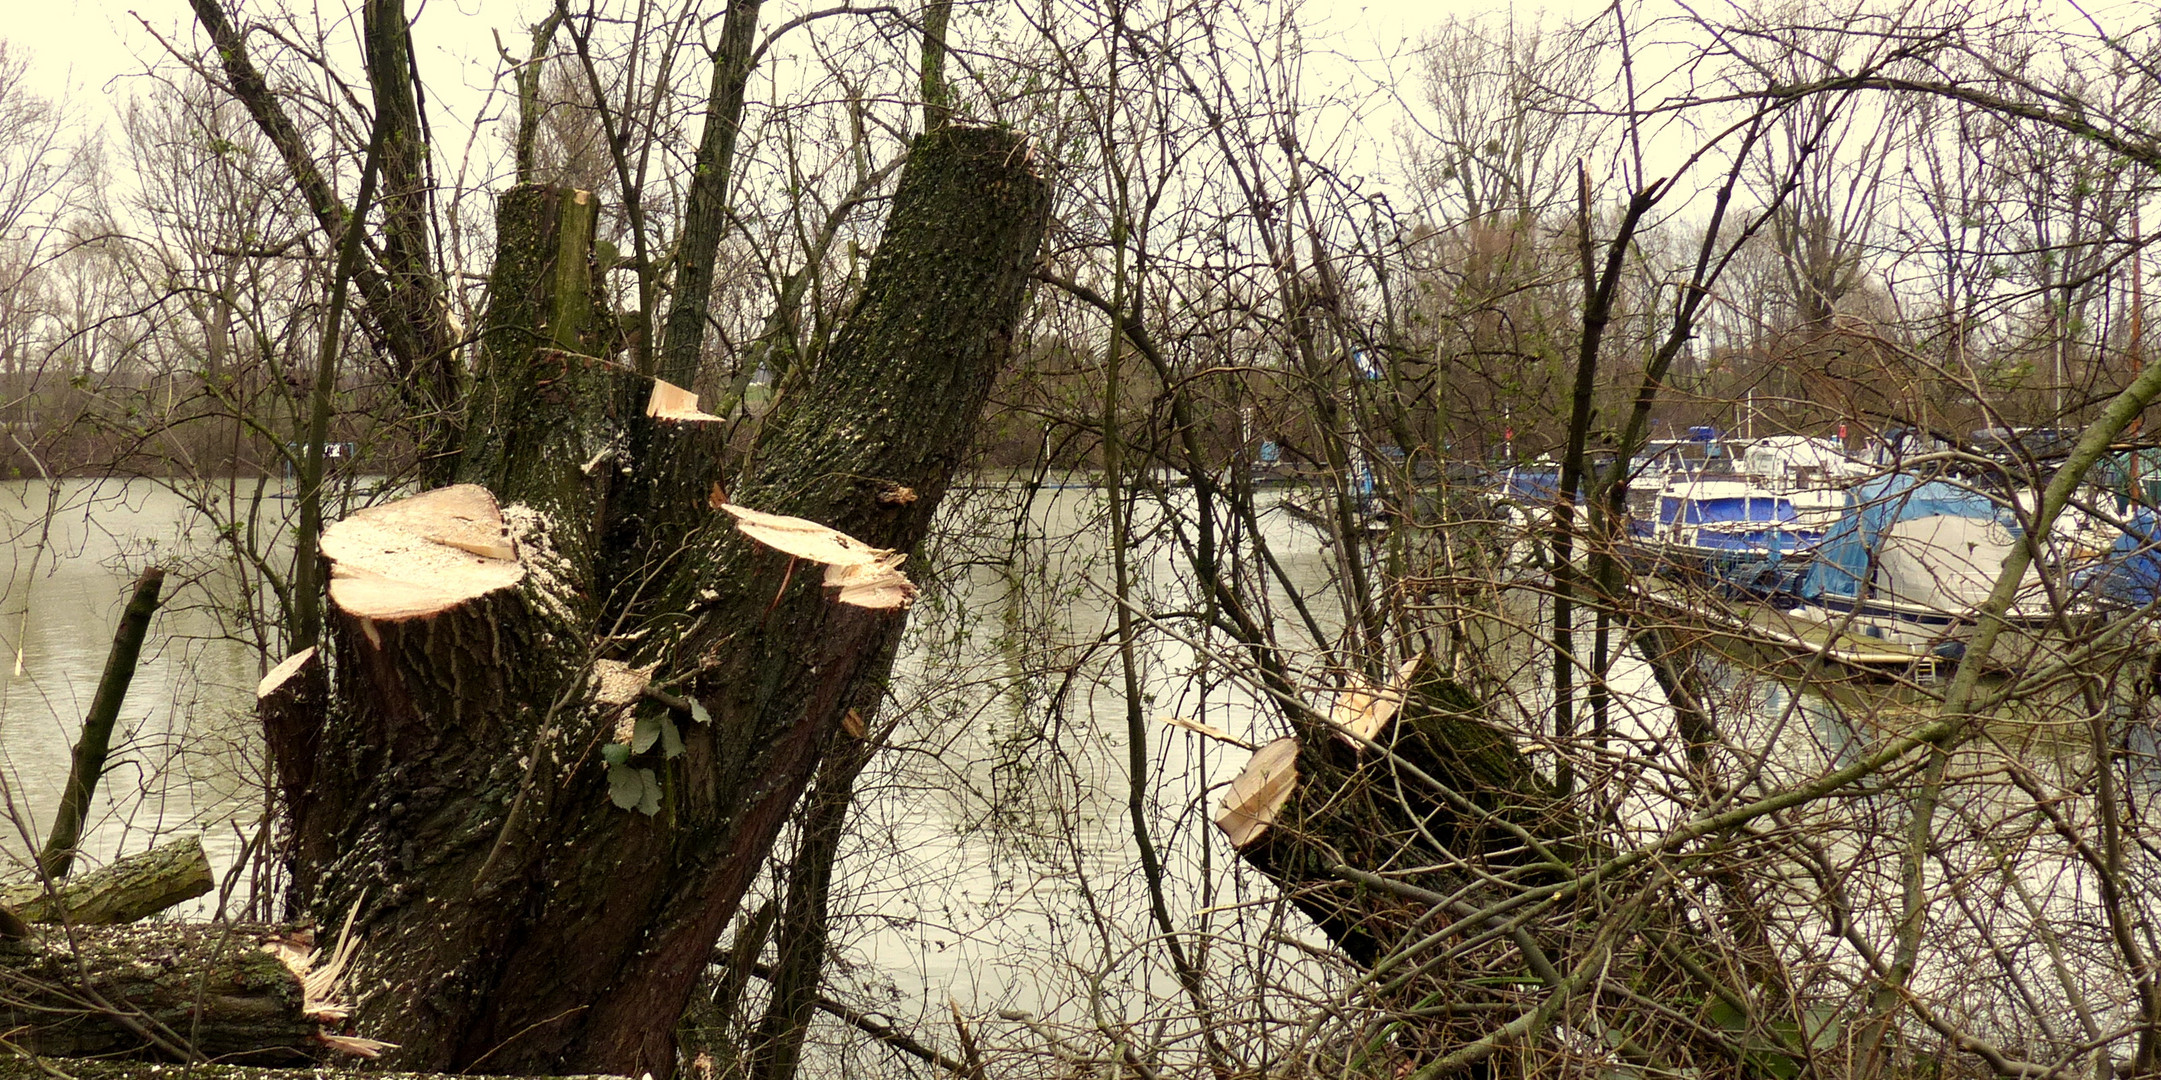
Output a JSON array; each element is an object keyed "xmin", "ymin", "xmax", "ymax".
[
  {"xmin": 278, "ymin": 124, "xmax": 1048, "ymax": 1078},
  {"xmin": 4, "ymin": 835, "xmax": 214, "ymax": 925},
  {"xmin": 1218, "ymin": 667, "xmax": 1570, "ymax": 983},
  {"xmin": 1216, "ymin": 665, "xmax": 1794, "ymax": 1075},
  {"xmin": 0, "ymin": 923, "xmax": 360, "ymax": 1062}
]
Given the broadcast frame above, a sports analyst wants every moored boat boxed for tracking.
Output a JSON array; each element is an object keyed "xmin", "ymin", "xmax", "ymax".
[
  {"xmin": 1636, "ymin": 469, "xmax": 2161, "ymax": 679},
  {"xmin": 1632, "ymin": 477, "xmax": 1824, "ymax": 599},
  {"xmin": 1789, "ymin": 473, "xmax": 2051, "ymax": 651}
]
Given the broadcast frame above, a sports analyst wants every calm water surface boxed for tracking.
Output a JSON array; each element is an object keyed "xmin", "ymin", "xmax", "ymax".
[
  {"xmin": 5, "ymin": 474, "xmax": 2134, "ymax": 1053},
  {"xmin": 0, "ymin": 477, "xmax": 268, "ymax": 909}
]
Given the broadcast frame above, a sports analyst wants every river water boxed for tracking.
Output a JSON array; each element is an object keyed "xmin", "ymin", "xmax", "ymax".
[
  {"xmin": 4, "ymin": 474, "xmax": 2152, "ymax": 1071},
  {"xmin": 0, "ymin": 477, "xmax": 265, "ymax": 906}
]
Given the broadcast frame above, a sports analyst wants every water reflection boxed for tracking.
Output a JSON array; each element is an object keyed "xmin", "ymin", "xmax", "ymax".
[
  {"xmin": 8, "ymin": 472, "xmax": 2156, "ymax": 1069},
  {"xmin": 0, "ymin": 477, "xmax": 266, "ymax": 909}
]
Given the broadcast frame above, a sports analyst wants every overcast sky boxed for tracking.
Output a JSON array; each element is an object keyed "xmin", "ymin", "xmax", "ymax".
[{"xmin": 10, "ymin": 0, "xmax": 1608, "ymax": 141}]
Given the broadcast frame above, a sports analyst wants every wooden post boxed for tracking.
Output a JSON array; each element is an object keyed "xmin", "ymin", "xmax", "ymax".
[{"xmin": 40, "ymin": 567, "xmax": 165, "ymax": 880}]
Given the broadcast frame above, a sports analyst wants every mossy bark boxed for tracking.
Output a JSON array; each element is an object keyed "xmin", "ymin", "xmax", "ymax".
[
  {"xmin": 0, "ymin": 924, "xmax": 319, "ymax": 1062},
  {"xmin": 290, "ymin": 125, "xmax": 1048, "ymax": 1078},
  {"xmin": 5, "ymin": 835, "xmax": 213, "ymax": 925},
  {"xmin": 656, "ymin": 0, "xmax": 764, "ymax": 387},
  {"xmin": 1235, "ymin": 672, "xmax": 1572, "ymax": 1008}
]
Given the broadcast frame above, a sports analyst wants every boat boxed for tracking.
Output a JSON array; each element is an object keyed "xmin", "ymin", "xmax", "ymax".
[
  {"xmin": 2078, "ymin": 507, "xmax": 2161, "ymax": 607},
  {"xmin": 2073, "ymin": 450, "xmax": 2161, "ymax": 608},
  {"xmin": 1635, "ymin": 469, "xmax": 2161, "ymax": 678},
  {"xmin": 1731, "ymin": 434, "xmax": 1867, "ymax": 532},
  {"xmin": 1735, "ymin": 434, "xmax": 1868, "ymax": 488},
  {"xmin": 1632, "ymin": 477, "xmax": 1824, "ymax": 599},
  {"xmin": 1787, "ymin": 473, "xmax": 2055, "ymax": 653}
]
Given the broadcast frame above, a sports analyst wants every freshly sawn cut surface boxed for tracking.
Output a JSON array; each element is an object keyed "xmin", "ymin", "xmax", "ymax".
[
  {"xmin": 1216, "ymin": 736, "xmax": 1300, "ymax": 849},
  {"xmin": 319, "ymin": 484, "xmax": 525, "ymax": 621},
  {"xmin": 721, "ymin": 503, "xmax": 917, "ymax": 610}
]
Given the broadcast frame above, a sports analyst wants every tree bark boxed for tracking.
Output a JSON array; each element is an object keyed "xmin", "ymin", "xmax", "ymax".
[
  {"xmin": 0, "ymin": 924, "xmax": 331, "ymax": 1062},
  {"xmin": 288, "ymin": 124, "xmax": 1047, "ymax": 1078},
  {"xmin": 511, "ymin": 12, "xmax": 564, "ymax": 187},
  {"xmin": 1226, "ymin": 672, "xmax": 1565, "ymax": 971},
  {"xmin": 744, "ymin": 716, "xmax": 881, "ymax": 1080},
  {"xmin": 361, "ymin": 0, "xmax": 461, "ymax": 467},
  {"xmin": 919, "ymin": 0, "xmax": 953, "ymax": 132},
  {"xmin": 256, "ymin": 647, "xmax": 324, "ymax": 881},
  {"xmin": 656, "ymin": 0, "xmax": 764, "ymax": 387},
  {"xmin": 41, "ymin": 567, "xmax": 165, "ymax": 880},
  {"xmin": 6, "ymin": 835, "xmax": 214, "ymax": 925}
]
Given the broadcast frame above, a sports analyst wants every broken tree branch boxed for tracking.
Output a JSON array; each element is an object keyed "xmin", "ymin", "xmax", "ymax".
[{"xmin": 40, "ymin": 568, "xmax": 165, "ymax": 880}]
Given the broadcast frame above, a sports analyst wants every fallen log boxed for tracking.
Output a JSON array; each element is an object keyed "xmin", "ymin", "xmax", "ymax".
[
  {"xmin": 0, "ymin": 922, "xmax": 388, "ymax": 1063},
  {"xmin": 2, "ymin": 836, "xmax": 213, "ymax": 925}
]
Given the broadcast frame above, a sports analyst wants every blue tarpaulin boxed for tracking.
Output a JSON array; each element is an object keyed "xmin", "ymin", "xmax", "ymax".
[
  {"xmin": 1800, "ymin": 475, "xmax": 2018, "ymax": 602},
  {"xmin": 1500, "ymin": 468, "xmax": 1562, "ymax": 502},
  {"xmin": 2080, "ymin": 507, "xmax": 2161, "ymax": 605},
  {"xmin": 1659, "ymin": 494, "xmax": 1798, "ymax": 527},
  {"xmin": 1660, "ymin": 492, "xmax": 1809, "ymax": 554}
]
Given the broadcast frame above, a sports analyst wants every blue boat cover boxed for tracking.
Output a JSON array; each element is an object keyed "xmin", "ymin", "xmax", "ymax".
[
  {"xmin": 1500, "ymin": 469, "xmax": 1562, "ymax": 502},
  {"xmin": 1800, "ymin": 475, "xmax": 2018, "ymax": 602},
  {"xmin": 1659, "ymin": 494, "xmax": 1797, "ymax": 527},
  {"xmin": 2080, "ymin": 507, "xmax": 2161, "ymax": 605}
]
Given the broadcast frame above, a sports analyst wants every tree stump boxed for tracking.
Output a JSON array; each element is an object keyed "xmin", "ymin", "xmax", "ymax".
[{"xmin": 265, "ymin": 125, "xmax": 1050, "ymax": 1078}]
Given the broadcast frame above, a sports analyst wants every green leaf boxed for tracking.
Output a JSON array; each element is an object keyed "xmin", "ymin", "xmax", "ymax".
[
  {"xmin": 633, "ymin": 715, "xmax": 662, "ymax": 755},
  {"xmin": 689, "ymin": 699, "xmax": 711, "ymax": 725},
  {"xmin": 636, "ymin": 768, "xmax": 662, "ymax": 815},
  {"xmin": 1742, "ymin": 1046, "xmax": 1800, "ymax": 1079},
  {"xmin": 1706, "ymin": 997, "xmax": 1748, "ymax": 1031},
  {"xmin": 660, "ymin": 716, "xmax": 685, "ymax": 758},
  {"xmin": 602, "ymin": 742, "xmax": 631, "ymax": 767},
  {"xmin": 1802, "ymin": 1005, "xmax": 1842, "ymax": 1050},
  {"xmin": 607, "ymin": 762, "xmax": 642, "ymax": 808}
]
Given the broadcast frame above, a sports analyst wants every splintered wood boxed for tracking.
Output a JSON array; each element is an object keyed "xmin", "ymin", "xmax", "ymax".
[
  {"xmin": 261, "ymin": 907, "xmax": 397, "ymax": 1058},
  {"xmin": 1159, "ymin": 714, "xmax": 1252, "ymax": 749},
  {"xmin": 721, "ymin": 504, "xmax": 917, "ymax": 610},
  {"xmin": 1327, "ymin": 655, "xmax": 1421, "ymax": 745},
  {"xmin": 320, "ymin": 485, "xmax": 526, "ymax": 624},
  {"xmin": 646, "ymin": 378, "xmax": 724, "ymax": 422},
  {"xmin": 1215, "ymin": 736, "xmax": 1300, "ymax": 849},
  {"xmin": 256, "ymin": 646, "xmax": 318, "ymax": 700}
]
